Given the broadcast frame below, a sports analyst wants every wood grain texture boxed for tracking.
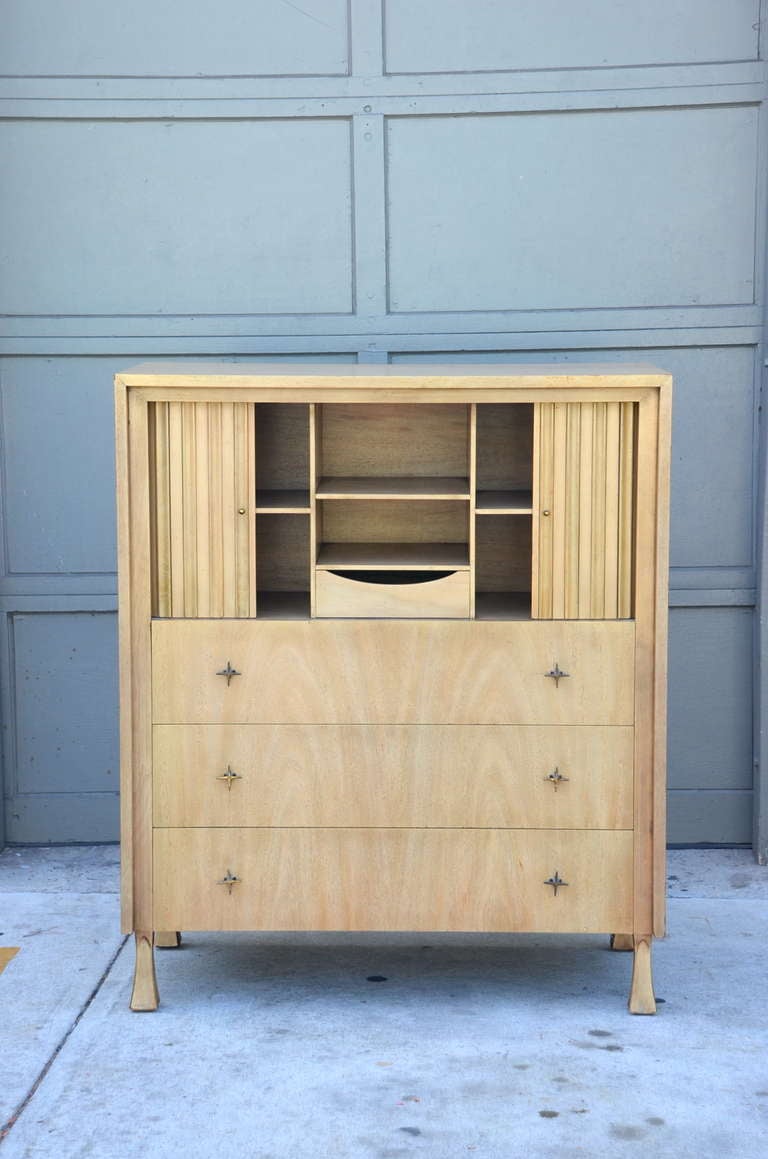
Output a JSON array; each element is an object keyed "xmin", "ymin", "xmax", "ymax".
[
  {"xmin": 149, "ymin": 401, "xmax": 254, "ymax": 617},
  {"xmin": 153, "ymin": 827, "xmax": 634, "ymax": 933},
  {"xmin": 129, "ymin": 931, "xmax": 158, "ymax": 1011},
  {"xmin": 634, "ymin": 393, "xmax": 660, "ymax": 940},
  {"xmin": 151, "ymin": 619, "xmax": 635, "ymax": 725},
  {"xmin": 475, "ymin": 403, "xmax": 533, "ymax": 491},
  {"xmin": 152, "ymin": 723, "xmax": 634, "ymax": 830},
  {"xmin": 320, "ymin": 402, "xmax": 468, "ymax": 478},
  {"xmin": 535, "ymin": 401, "xmax": 635, "ymax": 620},
  {"xmin": 629, "ymin": 935, "xmax": 656, "ymax": 1015},
  {"xmin": 320, "ymin": 498, "xmax": 469, "ymax": 547},
  {"xmin": 115, "ymin": 378, "xmax": 134, "ymax": 931},
  {"xmin": 315, "ymin": 568, "xmax": 470, "ymax": 618},
  {"xmin": 126, "ymin": 392, "xmax": 154, "ymax": 934}
]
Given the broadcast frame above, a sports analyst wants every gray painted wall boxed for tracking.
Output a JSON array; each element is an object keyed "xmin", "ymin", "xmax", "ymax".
[{"xmin": 0, "ymin": 1, "xmax": 765, "ymax": 848}]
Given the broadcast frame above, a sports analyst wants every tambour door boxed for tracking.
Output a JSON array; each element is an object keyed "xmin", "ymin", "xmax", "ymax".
[
  {"xmin": 533, "ymin": 401, "xmax": 635, "ymax": 619},
  {"xmin": 148, "ymin": 400, "xmax": 255, "ymax": 617}
]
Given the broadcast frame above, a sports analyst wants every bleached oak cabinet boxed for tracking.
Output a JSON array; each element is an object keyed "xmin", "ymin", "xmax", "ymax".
[{"xmin": 115, "ymin": 363, "xmax": 671, "ymax": 1013}]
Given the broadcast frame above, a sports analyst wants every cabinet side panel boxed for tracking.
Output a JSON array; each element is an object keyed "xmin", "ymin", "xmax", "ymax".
[{"xmin": 115, "ymin": 380, "xmax": 133, "ymax": 931}]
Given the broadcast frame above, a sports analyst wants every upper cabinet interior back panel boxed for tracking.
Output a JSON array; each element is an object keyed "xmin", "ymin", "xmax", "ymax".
[
  {"xmin": 0, "ymin": 0, "xmax": 350, "ymax": 77},
  {"xmin": 384, "ymin": 0, "xmax": 760, "ymax": 73}
]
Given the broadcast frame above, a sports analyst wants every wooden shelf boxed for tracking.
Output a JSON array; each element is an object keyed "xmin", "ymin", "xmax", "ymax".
[
  {"xmin": 316, "ymin": 476, "xmax": 470, "ymax": 500},
  {"xmin": 316, "ymin": 542, "xmax": 470, "ymax": 571},
  {"xmin": 475, "ymin": 490, "xmax": 533, "ymax": 514},
  {"xmin": 257, "ymin": 591, "xmax": 310, "ymax": 619},
  {"xmin": 475, "ymin": 591, "xmax": 532, "ymax": 620},
  {"xmin": 255, "ymin": 490, "xmax": 310, "ymax": 513}
]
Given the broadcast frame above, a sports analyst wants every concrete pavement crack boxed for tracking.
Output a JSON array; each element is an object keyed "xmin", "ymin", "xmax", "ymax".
[{"xmin": 0, "ymin": 935, "xmax": 129, "ymax": 1146}]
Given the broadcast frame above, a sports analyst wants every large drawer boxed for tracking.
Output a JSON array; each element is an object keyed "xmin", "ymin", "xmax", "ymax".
[
  {"xmin": 153, "ymin": 724, "xmax": 633, "ymax": 830},
  {"xmin": 151, "ymin": 620, "xmax": 635, "ymax": 725},
  {"xmin": 153, "ymin": 827, "xmax": 633, "ymax": 933}
]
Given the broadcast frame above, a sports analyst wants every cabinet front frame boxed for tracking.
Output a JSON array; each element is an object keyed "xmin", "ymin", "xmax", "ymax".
[{"xmin": 116, "ymin": 371, "xmax": 670, "ymax": 940}]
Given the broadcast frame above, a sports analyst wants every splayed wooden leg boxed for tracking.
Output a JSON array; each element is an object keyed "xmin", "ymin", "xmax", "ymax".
[
  {"xmin": 610, "ymin": 933, "xmax": 634, "ymax": 951},
  {"xmin": 130, "ymin": 931, "xmax": 159, "ymax": 1011},
  {"xmin": 155, "ymin": 931, "xmax": 181, "ymax": 948},
  {"xmin": 629, "ymin": 935, "xmax": 656, "ymax": 1014}
]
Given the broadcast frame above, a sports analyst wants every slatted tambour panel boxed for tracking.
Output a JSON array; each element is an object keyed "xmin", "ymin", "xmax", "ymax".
[
  {"xmin": 534, "ymin": 402, "xmax": 635, "ymax": 620},
  {"xmin": 149, "ymin": 402, "xmax": 255, "ymax": 618}
]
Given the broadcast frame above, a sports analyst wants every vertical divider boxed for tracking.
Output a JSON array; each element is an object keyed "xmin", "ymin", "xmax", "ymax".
[
  {"xmin": 309, "ymin": 404, "xmax": 320, "ymax": 618},
  {"xmin": 468, "ymin": 403, "xmax": 477, "ymax": 618}
]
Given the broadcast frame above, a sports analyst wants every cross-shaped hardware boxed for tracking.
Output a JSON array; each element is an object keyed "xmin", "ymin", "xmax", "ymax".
[
  {"xmin": 216, "ymin": 660, "xmax": 241, "ymax": 686},
  {"xmin": 544, "ymin": 663, "xmax": 569, "ymax": 687},
  {"xmin": 544, "ymin": 767, "xmax": 569, "ymax": 791},
  {"xmin": 217, "ymin": 870, "xmax": 241, "ymax": 895},
  {"xmin": 544, "ymin": 871, "xmax": 568, "ymax": 896},
  {"xmin": 216, "ymin": 765, "xmax": 242, "ymax": 791}
]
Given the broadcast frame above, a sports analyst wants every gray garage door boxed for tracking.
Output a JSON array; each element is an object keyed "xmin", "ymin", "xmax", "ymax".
[{"xmin": 0, "ymin": 2, "xmax": 765, "ymax": 850}]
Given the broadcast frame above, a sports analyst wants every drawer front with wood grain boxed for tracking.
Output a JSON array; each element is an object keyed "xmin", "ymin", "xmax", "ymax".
[
  {"xmin": 153, "ymin": 828, "xmax": 633, "ymax": 933},
  {"xmin": 153, "ymin": 723, "xmax": 633, "ymax": 830},
  {"xmin": 151, "ymin": 619, "xmax": 635, "ymax": 725},
  {"xmin": 315, "ymin": 568, "xmax": 471, "ymax": 619}
]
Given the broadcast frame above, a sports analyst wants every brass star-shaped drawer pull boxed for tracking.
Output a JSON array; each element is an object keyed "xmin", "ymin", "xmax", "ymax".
[
  {"xmin": 217, "ymin": 870, "xmax": 241, "ymax": 895},
  {"xmin": 544, "ymin": 663, "xmax": 569, "ymax": 687},
  {"xmin": 216, "ymin": 765, "xmax": 242, "ymax": 791},
  {"xmin": 216, "ymin": 661, "xmax": 241, "ymax": 686},
  {"xmin": 544, "ymin": 871, "xmax": 568, "ymax": 896},
  {"xmin": 544, "ymin": 767, "xmax": 569, "ymax": 791}
]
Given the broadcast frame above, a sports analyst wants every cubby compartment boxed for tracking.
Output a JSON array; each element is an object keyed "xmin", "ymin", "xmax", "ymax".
[
  {"xmin": 475, "ymin": 403, "xmax": 533, "ymax": 512},
  {"xmin": 256, "ymin": 513, "xmax": 310, "ymax": 618},
  {"xmin": 317, "ymin": 403, "xmax": 470, "ymax": 498},
  {"xmin": 316, "ymin": 500, "xmax": 470, "ymax": 571},
  {"xmin": 255, "ymin": 403, "xmax": 310, "ymax": 511},
  {"xmin": 475, "ymin": 515, "xmax": 532, "ymax": 619}
]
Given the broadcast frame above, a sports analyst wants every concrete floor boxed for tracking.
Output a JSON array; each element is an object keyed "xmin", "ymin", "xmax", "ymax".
[{"xmin": 1, "ymin": 846, "xmax": 767, "ymax": 1159}]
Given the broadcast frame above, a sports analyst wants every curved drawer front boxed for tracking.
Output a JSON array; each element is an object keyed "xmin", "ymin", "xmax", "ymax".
[
  {"xmin": 153, "ymin": 827, "xmax": 633, "ymax": 933},
  {"xmin": 151, "ymin": 619, "xmax": 635, "ymax": 725},
  {"xmin": 315, "ymin": 569, "xmax": 470, "ymax": 618},
  {"xmin": 153, "ymin": 723, "xmax": 633, "ymax": 829}
]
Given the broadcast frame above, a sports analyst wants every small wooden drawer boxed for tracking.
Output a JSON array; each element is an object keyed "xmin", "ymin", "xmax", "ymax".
[
  {"xmin": 153, "ymin": 723, "xmax": 633, "ymax": 830},
  {"xmin": 152, "ymin": 619, "xmax": 635, "ymax": 725},
  {"xmin": 315, "ymin": 569, "xmax": 470, "ymax": 619},
  {"xmin": 152, "ymin": 827, "xmax": 633, "ymax": 933}
]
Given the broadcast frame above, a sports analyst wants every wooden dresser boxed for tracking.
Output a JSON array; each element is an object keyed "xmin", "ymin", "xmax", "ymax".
[{"xmin": 115, "ymin": 363, "xmax": 670, "ymax": 1013}]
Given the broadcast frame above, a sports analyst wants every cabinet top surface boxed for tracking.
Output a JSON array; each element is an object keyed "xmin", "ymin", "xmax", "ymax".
[{"xmin": 116, "ymin": 361, "xmax": 671, "ymax": 387}]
